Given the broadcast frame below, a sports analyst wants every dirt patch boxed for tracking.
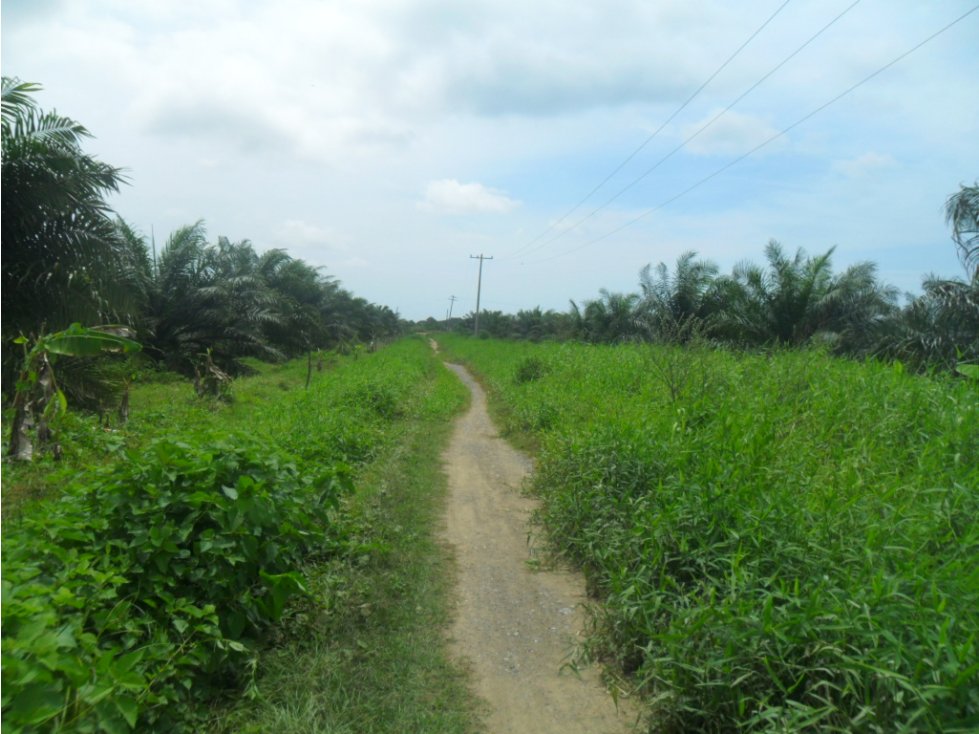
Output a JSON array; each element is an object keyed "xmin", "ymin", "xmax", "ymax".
[{"xmin": 441, "ymin": 363, "xmax": 640, "ymax": 733}]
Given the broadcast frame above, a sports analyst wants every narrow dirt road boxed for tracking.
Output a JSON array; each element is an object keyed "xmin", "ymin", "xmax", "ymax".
[{"xmin": 441, "ymin": 362, "xmax": 639, "ymax": 734}]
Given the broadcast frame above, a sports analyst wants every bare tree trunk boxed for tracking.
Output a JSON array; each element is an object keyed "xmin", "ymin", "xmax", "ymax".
[
  {"xmin": 8, "ymin": 390, "xmax": 34, "ymax": 461},
  {"xmin": 118, "ymin": 382, "xmax": 130, "ymax": 424}
]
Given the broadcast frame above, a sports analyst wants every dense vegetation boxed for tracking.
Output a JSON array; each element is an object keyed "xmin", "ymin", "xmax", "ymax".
[
  {"xmin": 2, "ymin": 78, "xmax": 400, "ymax": 400},
  {"xmin": 429, "ymin": 201, "xmax": 978, "ymax": 374},
  {"xmin": 438, "ymin": 335, "xmax": 978, "ymax": 733},
  {"xmin": 2, "ymin": 338, "xmax": 475, "ymax": 732}
]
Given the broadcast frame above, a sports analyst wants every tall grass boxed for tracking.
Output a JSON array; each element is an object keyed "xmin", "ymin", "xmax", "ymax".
[
  {"xmin": 437, "ymin": 335, "xmax": 979, "ymax": 733},
  {"xmin": 208, "ymin": 350, "xmax": 477, "ymax": 733},
  {"xmin": 2, "ymin": 337, "xmax": 478, "ymax": 732}
]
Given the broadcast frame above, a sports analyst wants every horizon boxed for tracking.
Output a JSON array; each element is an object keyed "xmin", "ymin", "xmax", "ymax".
[{"xmin": 3, "ymin": 0, "xmax": 977, "ymax": 320}]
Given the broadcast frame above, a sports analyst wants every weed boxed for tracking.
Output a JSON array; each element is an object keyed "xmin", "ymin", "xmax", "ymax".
[{"xmin": 439, "ymin": 334, "xmax": 979, "ymax": 733}]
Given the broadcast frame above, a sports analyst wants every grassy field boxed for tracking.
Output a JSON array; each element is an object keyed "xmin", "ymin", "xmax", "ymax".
[
  {"xmin": 436, "ymin": 334, "xmax": 978, "ymax": 733},
  {"xmin": 2, "ymin": 337, "xmax": 481, "ymax": 733}
]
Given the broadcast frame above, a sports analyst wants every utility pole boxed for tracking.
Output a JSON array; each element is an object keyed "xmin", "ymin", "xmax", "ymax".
[
  {"xmin": 446, "ymin": 295, "xmax": 457, "ymax": 331},
  {"xmin": 469, "ymin": 254, "xmax": 493, "ymax": 337}
]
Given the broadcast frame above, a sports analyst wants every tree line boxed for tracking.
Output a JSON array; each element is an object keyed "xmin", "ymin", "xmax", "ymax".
[
  {"xmin": 431, "ymin": 192, "xmax": 977, "ymax": 373},
  {"xmin": 2, "ymin": 77, "xmax": 401, "ymax": 400}
]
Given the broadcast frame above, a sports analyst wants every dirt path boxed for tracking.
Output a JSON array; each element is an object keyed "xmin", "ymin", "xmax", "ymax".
[{"xmin": 441, "ymin": 362, "xmax": 639, "ymax": 734}]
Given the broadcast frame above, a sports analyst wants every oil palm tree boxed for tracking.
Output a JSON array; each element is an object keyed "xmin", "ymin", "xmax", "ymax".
[
  {"xmin": 258, "ymin": 251, "xmax": 335, "ymax": 356},
  {"xmin": 574, "ymin": 289, "xmax": 642, "ymax": 343},
  {"xmin": 637, "ymin": 251, "xmax": 719, "ymax": 342},
  {"xmin": 144, "ymin": 223, "xmax": 284, "ymax": 374},
  {"xmin": 884, "ymin": 185, "xmax": 979, "ymax": 370},
  {"xmin": 713, "ymin": 241, "xmax": 897, "ymax": 350},
  {"xmin": 2, "ymin": 78, "xmax": 133, "ymax": 391},
  {"xmin": 945, "ymin": 183, "xmax": 979, "ymax": 281}
]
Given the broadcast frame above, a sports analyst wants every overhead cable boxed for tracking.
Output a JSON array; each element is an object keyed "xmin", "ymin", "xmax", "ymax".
[
  {"xmin": 504, "ymin": 0, "xmax": 793, "ymax": 259},
  {"xmin": 527, "ymin": 3, "xmax": 979, "ymax": 265},
  {"xmin": 518, "ymin": 0, "xmax": 864, "ymax": 260}
]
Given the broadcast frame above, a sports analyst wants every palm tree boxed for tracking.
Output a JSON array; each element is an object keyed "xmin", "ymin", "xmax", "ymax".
[
  {"xmin": 816, "ymin": 261, "xmax": 899, "ymax": 356},
  {"xmin": 881, "ymin": 185, "xmax": 979, "ymax": 371},
  {"xmin": 258, "ymin": 251, "xmax": 330, "ymax": 357},
  {"xmin": 144, "ymin": 223, "xmax": 284, "ymax": 374},
  {"xmin": 574, "ymin": 289, "xmax": 641, "ymax": 343},
  {"xmin": 945, "ymin": 183, "xmax": 979, "ymax": 281},
  {"xmin": 713, "ymin": 241, "xmax": 897, "ymax": 350},
  {"xmin": 637, "ymin": 251, "xmax": 719, "ymax": 342},
  {"xmin": 2, "ymin": 78, "xmax": 132, "ymax": 391}
]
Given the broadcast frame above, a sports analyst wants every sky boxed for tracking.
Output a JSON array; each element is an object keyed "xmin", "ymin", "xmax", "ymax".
[{"xmin": 3, "ymin": 0, "xmax": 978, "ymax": 321}]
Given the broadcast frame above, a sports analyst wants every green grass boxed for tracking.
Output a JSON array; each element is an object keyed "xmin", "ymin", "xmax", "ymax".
[
  {"xmin": 2, "ymin": 337, "xmax": 482, "ymax": 733},
  {"xmin": 208, "ymin": 354, "xmax": 479, "ymax": 732},
  {"xmin": 435, "ymin": 335, "xmax": 979, "ymax": 733}
]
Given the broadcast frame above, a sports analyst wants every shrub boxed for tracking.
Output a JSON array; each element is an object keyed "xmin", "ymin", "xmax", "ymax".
[
  {"xmin": 2, "ymin": 438, "xmax": 351, "ymax": 732},
  {"xmin": 513, "ymin": 356, "xmax": 549, "ymax": 384}
]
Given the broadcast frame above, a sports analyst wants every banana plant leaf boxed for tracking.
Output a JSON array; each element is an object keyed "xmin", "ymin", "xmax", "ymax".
[{"xmin": 41, "ymin": 323, "xmax": 141, "ymax": 357}]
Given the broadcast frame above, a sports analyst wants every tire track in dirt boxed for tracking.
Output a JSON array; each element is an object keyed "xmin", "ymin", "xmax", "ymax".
[{"xmin": 440, "ymin": 362, "xmax": 639, "ymax": 734}]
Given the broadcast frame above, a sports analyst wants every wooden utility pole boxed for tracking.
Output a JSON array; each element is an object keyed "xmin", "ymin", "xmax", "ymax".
[{"xmin": 470, "ymin": 254, "xmax": 493, "ymax": 337}]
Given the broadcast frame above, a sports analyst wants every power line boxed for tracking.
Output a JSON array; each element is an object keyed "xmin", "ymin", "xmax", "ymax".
[
  {"xmin": 517, "ymin": 0, "xmax": 863, "ymax": 260},
  {"xmin": 528, "ymin": 3, "xmax": 979, "ymax": 265},
  {"xmin": 504, "ymin": 0, "xmax": 794, "ymax": 259}
]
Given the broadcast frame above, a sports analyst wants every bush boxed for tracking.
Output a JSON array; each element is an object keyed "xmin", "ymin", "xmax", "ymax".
[
  {"xmin": 2, "ymin": 439, "xmax": 351, "ymax": 733},
  {"xmin": 513, "ymin": 356, "xmax": 550, "ymax": 384}
]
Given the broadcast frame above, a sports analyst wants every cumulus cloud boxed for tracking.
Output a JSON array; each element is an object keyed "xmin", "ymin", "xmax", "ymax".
[
  {"xmin": 681, "ymin": 109, "xmax": 783, "ymax": 156},
  {"xmin": 419, "ymin": 179, "xmax": 520, "ymax": 214},
  {"xmin": 390, "ymin": 0, "xmax": 728, "ymax": 116},
  {"xmin": 5, "ymin": 0, "xmax": 976, "ymax": 319}
]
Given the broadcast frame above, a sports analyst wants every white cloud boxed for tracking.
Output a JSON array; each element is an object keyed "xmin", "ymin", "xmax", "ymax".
[
  {"xmin": 681, "ymin": 109, "xmax": 783, "ymax": 156},
  {"xmin": 419, "ymin": 179, "xmax": 520, "ymax": 214},
  {"xmin": 279, "ymin": 219, "xmax": 337, "ymax": 245},
  {"xmin": 831, "ymin": 152, "xmax": 896, "ymax": 178},
  {"xmin": 272, "ymin": 219, "xmax": 357, "ymax": 261},
  {"xmin": 3, "ymin": 1, "xmax": 976, "ymax": 319}
]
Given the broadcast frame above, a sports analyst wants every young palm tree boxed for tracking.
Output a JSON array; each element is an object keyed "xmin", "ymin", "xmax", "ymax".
[
  {"xmin": 637, "ymin": 251, "xmax": 719, "ymax": 342},
  {"xmin": 713, "ymin": 241, "xmax": 896, "ymax": 350},
  {"xmin": 578, "ymin": 289, "xmax": 642, "ymax": 343}
]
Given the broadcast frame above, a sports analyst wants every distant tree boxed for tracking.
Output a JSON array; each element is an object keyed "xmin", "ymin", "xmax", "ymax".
[
  {"xmin": 637, "ymin": 251, "xmax": 719, "ymax": 342},
  {"xmin": 876, "ymin": 275, "xmax": 977, "ymax": 371},
  {"xmin": 511, "ymin": 307, "xmax": 545, "ymax": 341},
  {"xmin": 883, "ymin": 185, "xmax": 979, "ymax": 371},
  {"xmin": 143, "ymin": 222, "xmax": 283, "ymax": 374},
  {"xmin": 509, "ymin": 307, "xmax": 574, "ymax": 341},
  {"xmin": 572, "ymin": 289, "xmax": 642, "ymax": 343},
  {"xmin": 945, "ymin": 182, "xmax": 979, "ymax": 281},
  {"xmin": 455, "ymin": 310, "xmax": 512, "ymax": 338},
  {"xmin": 712, "ymin": 241, "xmax": 896, "ymax": 350}
]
